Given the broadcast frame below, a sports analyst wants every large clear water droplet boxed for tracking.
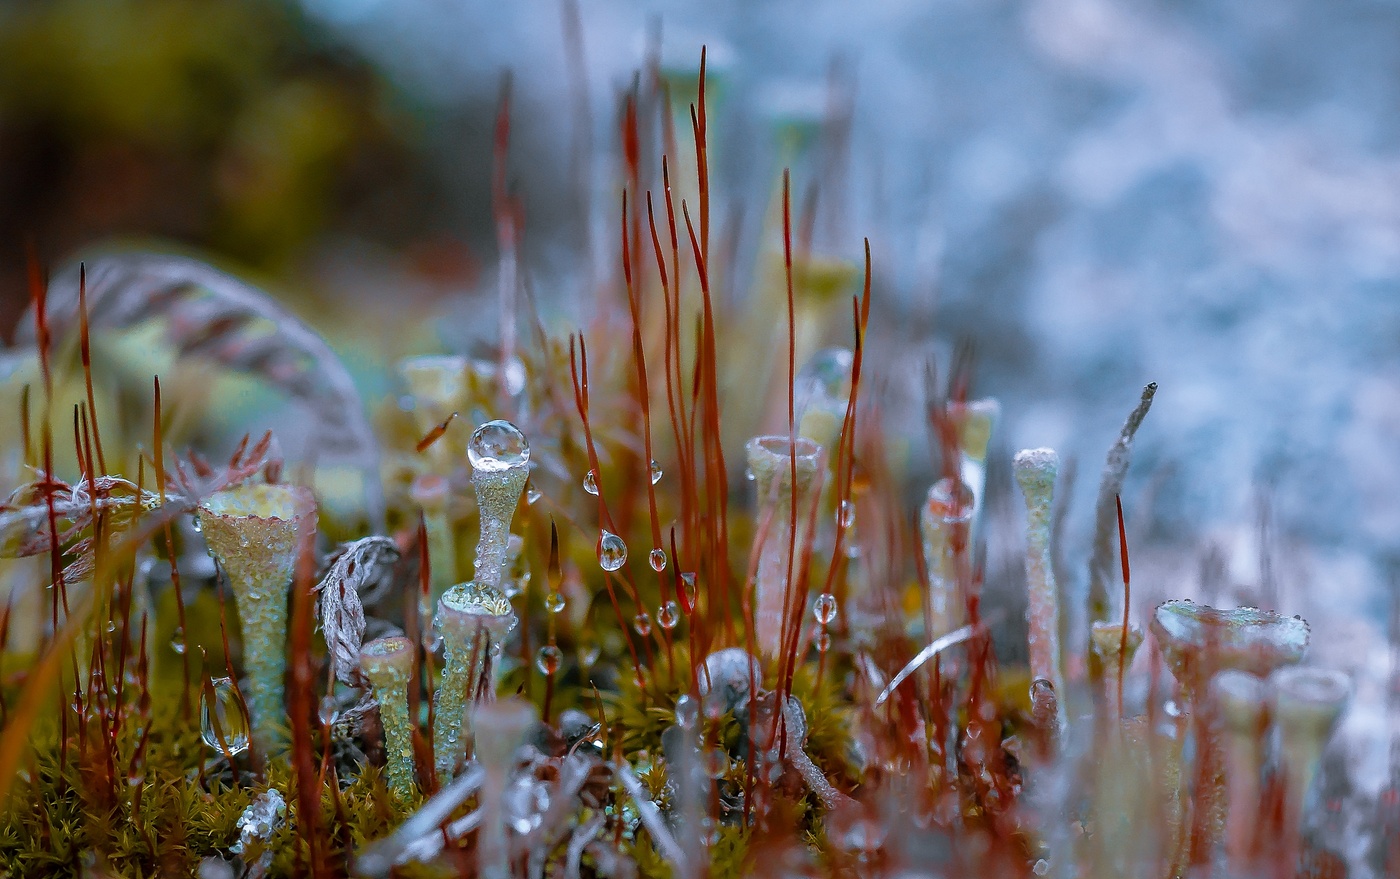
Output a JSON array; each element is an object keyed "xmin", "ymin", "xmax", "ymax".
[
  {"xmin": 583, "ymin": 469, "xmax": 599, "ymax": 496},
  {"xmin": 648, "ymin": 548, "xmax": 667, "ymax": 572},
  {"xmin": 649, "ymin": 460, "xmax": 663, "ymax": 484},
  {"xmin": 598, "ymin": 531, "xmax": 627, "ymax": 571},
  {"xmin": 200, "ymin": 677, "xmax": 250, "ymax": 756},
  {"xmin": 657, "ymin": 600, "xmax": 679, "ymax": 631},
  {"xmin": 680, "ymin": 572, "xmax": 698, "ymax": 609},
  {"xmin": 633, "ymin": 612, "xmax": 652, "ymax": 637},
  {"xmin": 467, "ymin": 419, "xmax": 530, "ymax": 472},
  {"xmin": 545, "ymin": 591, "xmax": 566, "ymax": 614},
  {"xmin": 813, "ymin": 592, "xmax": 838, "ymax": 625}
]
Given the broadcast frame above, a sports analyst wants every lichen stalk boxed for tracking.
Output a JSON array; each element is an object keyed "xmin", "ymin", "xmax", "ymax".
[
  {"xmin": 432, "ymin": 581, "xmax": 515, "ymax": 779},
  {"xmin": 411, "ymin": 473, "xmax": 455, "ymax": 591},
  {"xmin": 1271, "ymin": 667, "xmax": 1349, "ymax": 840},
  {"xmin": 473, "ymin": 699, "xmax": 537, "ymax": 879},
  {"xmin": 952, "ymin": 397, "xmax": 998, "ymax": 547},
  {"xmin": 198, "ymin": 483, "xmax": 316, "ymax": 755},
  {"xmin": 360, "ymin": 636, "xmax": 418, "ymax": 799},
  {"xmin": 467, "ymin": 420, "xmax": 530, "ymax": 590},
  {"xmin": 745, "ymin": 435, "xmax": 823, "ymax": 663},
  {"xmin": 920, "ymin": 477, "xmax": 973, "ymax": 640},
  {"xmin": 1014, "ymin": 448, "xmax": 1064, "ymax": 730},
  {"xmin": 1209, "ymin": 669, "xmax": 1268, "ymax": 872}
]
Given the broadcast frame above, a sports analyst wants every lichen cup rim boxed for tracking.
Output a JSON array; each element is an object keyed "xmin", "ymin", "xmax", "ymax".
[
  {"xmin": 198, "ymin": 482, "xmax": 316, "ymax": 523},
  {"xmin": 1151, "ymin": 599, "xmax": 1310, "ymax": 684},
  {"xmin": 746, "ymin": 434, "xmax": 823, "ymax": 465}
]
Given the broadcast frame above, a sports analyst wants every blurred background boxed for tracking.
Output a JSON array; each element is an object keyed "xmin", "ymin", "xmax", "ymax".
[{"xmin": 3, "ymin": 0, "xmax": 1400, "ymax": 700}]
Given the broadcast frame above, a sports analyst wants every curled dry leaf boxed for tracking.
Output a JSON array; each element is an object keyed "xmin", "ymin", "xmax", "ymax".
[
  {"xmin": 315, "ymin": 536, "xmax": 401, "ymax": 686},
  {"xmin": 20, "ymin": 251, "xmax": 384, "ymax": 525}
]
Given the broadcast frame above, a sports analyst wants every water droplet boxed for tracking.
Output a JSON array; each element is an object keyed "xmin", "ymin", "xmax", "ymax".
[
  {"xmin": 583, "ymin": 469, "xmax": 599, "ymax": 496},
  {"xmin": 191, "ymin": 518, "xmax": 203, "ymax": 533},
  {"xmin": 467, "ymin": 420, "xmax": 530, "ymax": 472},
  {"xmin": 1163, "ymin": 699, "xmax": 1183, "ymax": 718},
  {"xmin": 657, "ymin": 600, "xmax": 679, "ymax": 630},
  {"xmin": 837, "ymin": 500, "xmax": 855, "ymax": 528},
  {"xmin": 674, "ymin": 694, "xmax": 698, "ymax": 729},
  {"xmin": 598, "ymin": 531, "xmax": 627, "ymax": 571},
  {"xmin": 649, "ymin": 460, "xmax": 663, "ymax": 484},
  {"xmin": 744, "ymin": 467, "xmax": 755, "ymax": 481},
  {"xmin": 526, "ymin": 484, "xmax": 543, "ymax": 505},
  {"xmin": 633, "ymin": 612, "xmax": 652, "ymax": 637},
  {"xmin": 680, "ymin": 572, "xmax": 698, "ymax": 609},
  {"xmin": 815, "ymin": 631, "xmax": 832, "ymax": 653},
  {"xmin": 844, "ymin": 537, "xmax": 862, "ymax": 559},
  {"xmin": 1033, "ymin": 860, "xmax": 1049, "ymax": 876},
  {"xmin": 813, "ymin": 592, "xmax": 838, "ymax": 625},
  {"xmin": 545, "ymin": 591, "xmax": 566, "ymax": 613},
  {"xmin": 318, "ymin": 696, "xmax": 339, "ymax": 726},
  {"xmin": 536, "ymin": 645, "xmax": 563, "ymax": 675},
  {"xmin": 105, "ymin": 620, "xmax": 118, "ymax": 634},
  {"xmin": 648, "ymin": 548, "xmax": 667, "ymax": 572},
  {"xmin": 704, "ymin": 749, "xmax": 728, "ymax": 778},
  {"xmin": 170, "ymin": 630, "xmax": 187, "ymax": 655},
  {"xmin": 200, "ymin": 677, "xmax": 250, "ymax": 756}
]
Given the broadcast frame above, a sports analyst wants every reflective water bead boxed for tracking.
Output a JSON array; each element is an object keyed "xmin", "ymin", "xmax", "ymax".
[
  {"xmin": 536, "ymin": 645, "xmax": 563, "ymax": 675},
  {"xmin": 467, "ymin": 419, "xmax": 530, "ymax": 472},
  {"xmin": 318, "ymin": 696, "xmax": 339, "ymax": 726},
  {"xmin": 674, "ymin": 694, "xmax": 698, "ymax": 729},
  {"xmin": 633, "ymin": 612, "xmax": 653, "ymax": 637},
  {"xmin": 657, "ymin": 600, "xmax": 679, "ymax": 631},
  {"xmin": 648, "ymin": 547, "xmax": 667, "ymax": 572},
  {"xmin": 813, "ymin": 592, "xmax": 838, "ymax": 625},
  {"xmin": 545, "ymin": 591, "xmax": 566, "ymax": 614},
  {"xmin": 598, "ymin": 531, "xmax": 627, "ymax": 571},
  {"xmin": 583, "ymin": 469, "xmax": 599, "ymax": 496},
  {"xmin": 649, "ymin": 460, "xmax": 663, "ymax": 484},
  {"xmin": 837, "ymin": 499, "xmax": 856, "ymax": 528},
  {"xmin": 680, "ymin": 572, "xmax": 698, "ymax": 609},
  {"xmin": 526, "ymin": 484, "xmax": 543, "ymax": 505},
  {"xmin": 815, "ymin": 631, "xmax": 832, "ymax": 653},
  {"xmin": 200, "ymin": 677, "xmax": 250, "ymax": 756}
]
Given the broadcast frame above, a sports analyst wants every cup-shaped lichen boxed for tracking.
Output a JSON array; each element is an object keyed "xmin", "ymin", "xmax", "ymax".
[
  {"xmin": 794, "ymin": 348, "xmax": 853, "ymax": 451},
  {"xmin": 920, "ymin": 477, "xmax": 974, "ymax": 639},
  {"xmin": 467, "ymin": 420, "xmax": 529, "ymax": 590},
  {"xmin": 398, "ymin": 355, "xmax": 469, "ymax": 437},
  {"xmin": 198, "ymin": 483, "xmax": 317, "ymax": 754},
  {"xmin": 1014, "ymin": 448, "xmax": 1063, "ymax": 729},
  {"xmin": 1270, "ymin": 666, "xmax": 1350, "ymax": 834},
  {"xmin": 410, "ymin": 473, "xmax": 456, "ymax": 591},
  {"xmin": 746, "ymin": 435, "xmax": 824, "ymax": 662},
  {"xmin": 433, "ymin": 581, "xmax": 516, "ymax": 779},
  {"xmin": 1208, "ymin": 669, "xmax": 1268, "ymax": 869},
  {"xmin": 473, "ymin": 698, "xmax": 538, "ymax": 879},
  {"xmin": 1150, "ymin": 600, "xmax": 1310, "ymax": 693},
  {"xmin": 360, "ymin": 636, "xmax": 418, "ymax": 799}
]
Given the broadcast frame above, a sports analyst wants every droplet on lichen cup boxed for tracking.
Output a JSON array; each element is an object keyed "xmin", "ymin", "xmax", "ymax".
[
  {"xmin": 198, "ymin": 483, "xmax": 316, "ymax": 755},
  {"xmin": 1150, "ymin": 600, "xmax": 1310, "ymax": 692},
  {"xmin": 432, "ymin": 580, "xmax": 517, "ymax": 779},
  {"xmin": 359, "ymin": 636, "xmax": 417, "ymax": 799},
  {"xmin": 467, "ymin": 419, "xmax": 529, "ymax": 590}
]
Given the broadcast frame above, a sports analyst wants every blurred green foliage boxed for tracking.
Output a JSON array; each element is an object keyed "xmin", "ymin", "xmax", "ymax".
[{"xmin": 0, "ymin": 0, "xmax": 424, "ymax": 307}]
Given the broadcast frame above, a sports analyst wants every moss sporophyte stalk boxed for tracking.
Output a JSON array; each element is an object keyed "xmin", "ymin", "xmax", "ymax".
[{"xmin": 0, "ymin": 48, "xmax": 1379, "ymax": 879}]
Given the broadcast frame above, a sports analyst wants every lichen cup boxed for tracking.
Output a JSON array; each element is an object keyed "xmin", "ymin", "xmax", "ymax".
[{"xmin": 198, "ymin": 483, "xmax": 317, "ymax": 755}]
